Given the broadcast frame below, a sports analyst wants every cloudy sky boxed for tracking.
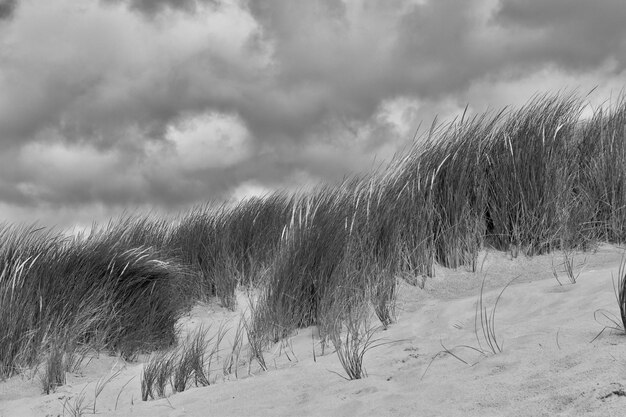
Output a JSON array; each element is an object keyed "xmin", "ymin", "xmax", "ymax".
[{"xmin": 1, "ymin": 0, "xmax": 625, "ymax": 231}]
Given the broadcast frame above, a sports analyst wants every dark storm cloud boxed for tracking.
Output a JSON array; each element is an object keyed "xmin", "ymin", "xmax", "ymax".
[
  {"xmin": 391, "ymin": 1, "xmax": 486, "ymax": 96},
  {"xmin": 101, "ymin": 0, "xmax": 220, "ymax": 16},
  {"xmin": 493, "ymin": 0, "xmax": 626, "ymax": 71},
  {"xmin": 241, "ymin": 0, "xmax": 502, "ymax": 138},
  {"xmin": 0, "ymin": 0, "xmax": 17, "ymax": 20},
  {"xmin": 223, "ymin": 0, "xmax": 396, "ymax": 144},
  {"xmin": 1, "ymin": 0, "xmax": 626, "ymax": 229},
  {"xmin": 8, "ymin": 0, "xmax": 622, "ymax": 150},
  {"xmin": 0, "ymin": 2, "xmax": 254, "ymax": 149}
]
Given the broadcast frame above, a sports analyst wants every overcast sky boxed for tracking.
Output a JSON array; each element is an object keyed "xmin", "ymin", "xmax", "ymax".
[{"xmin": 1, "ymin": 0, "xmax": 625, "ymax": 231}]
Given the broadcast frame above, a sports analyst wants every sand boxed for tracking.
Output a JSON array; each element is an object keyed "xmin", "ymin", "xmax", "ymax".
[{"xmin": 2, "ymin": 244, "xmax": 626, "ymax": 417}]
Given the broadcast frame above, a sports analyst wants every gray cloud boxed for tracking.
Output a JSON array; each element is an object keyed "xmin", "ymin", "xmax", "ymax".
[
  {"xmin": 0, "ymin": 0, "xmax": 17, "ymax": 20},
  {"xmin": 241, "ymin": 0, "xmax": 505, "ymax": 136},
  {"xmin": 1, "ymin": 0, "xmax": 625, "ymax": 229},
  {"xmin": 493, "ymin": 0, "xmax": 626, "ymax": 71},
  {"xmin": 101, "ymin": 0, "xmax": 220, "ymax": 16}
]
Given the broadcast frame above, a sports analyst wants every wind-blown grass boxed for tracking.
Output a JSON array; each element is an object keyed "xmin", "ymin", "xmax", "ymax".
[
  {"xmin": 2, "ymin": 90, "xmax": 626, "ymax": 390},
  {"xmin": 330, "ymin": 311, "xmax": 386, "ymax": 380},
  {"xmin": 141, "ymin": 325, "xmax": 228, "ymax": 401},
  {"xmin": 615, "ymin": 254, "xmax": 626, "ymax": 331},
  {"xmin": 168, "ymin": 194, "xmax": 293, "ymax": 308},
  {"xmin": 591, "ymin": 254, "xmax": 626, "ymax": 342},
  {"xmin": 0, "ymin": 219, "xmax": 189, "ymax": 379}
]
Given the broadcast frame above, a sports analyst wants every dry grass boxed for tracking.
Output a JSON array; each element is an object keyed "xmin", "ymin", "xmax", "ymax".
[
  {"xmin": 141, "ymin": 325, "xmax": 228, "ymax": 401},
  {"xmin": 330, "ymin": 308, "xmax": 387, "ymax": 380},
  {"xmin": 474, "ymin": 276, "xmax": 518, "ymax": 355},
  {"xmin": 3, "ymin": 91, "xmax": 626, "ymax": 395},
  {"xmin": 591, "ymin": 253, "xmax": 626, "ymax": 342},
  {"xmin": 617, "ymin": 254, "xmax": 626, "ymax": 330}
]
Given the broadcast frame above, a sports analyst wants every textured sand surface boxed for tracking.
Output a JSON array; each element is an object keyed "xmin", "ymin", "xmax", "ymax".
[{"xmin": 2, "ymin": 245, "xmax": 626, "ymax": 416}]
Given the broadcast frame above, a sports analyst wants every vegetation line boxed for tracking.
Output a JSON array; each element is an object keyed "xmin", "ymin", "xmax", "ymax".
[{"xmin": 1, "ymin": 91, "xmax": 626, "ymax": 393}]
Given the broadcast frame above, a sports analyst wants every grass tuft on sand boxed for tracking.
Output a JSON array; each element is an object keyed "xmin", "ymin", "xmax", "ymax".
[{"xmin": 2, "ymin": 90, "xmax": 626, "ymax": 397}]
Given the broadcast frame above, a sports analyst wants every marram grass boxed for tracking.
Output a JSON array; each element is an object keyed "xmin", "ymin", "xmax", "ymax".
[{"xmin": 2, "ymin": 91, "xmax": 626, "ymax": 389}]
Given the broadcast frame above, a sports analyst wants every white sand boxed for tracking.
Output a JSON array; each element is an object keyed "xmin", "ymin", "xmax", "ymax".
[{"xmin": 2, "ymin": 244, "xmax": 626, "ymax": 417}]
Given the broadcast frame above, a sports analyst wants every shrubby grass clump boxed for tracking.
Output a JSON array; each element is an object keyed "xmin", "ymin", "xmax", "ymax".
[
  {"xmin": 0, "ymin": 218, "xmax": 189, "ymax": 381},
  {"xmin": 168, "ymin": 194, "xmax": 294, "ymax": 308},
  {"xmin": 2, "ymin": 90, "xmax": 626, "ymax": 390},
  {"xmin": 247, "ymin": 92, "xmax": 626, "ymax": 364},
  {"xmin": 482, "ymin": 95, "xmax": 583, "ymax": 254},
  {"xmin": 141, "ymin": 325, "xmax": 228, "ymax": 401},
  {"xmin": 577, "ymin": 95, "xmax": 626, "ymax": 244},
  {"xmin": 250, "ymin": 176, "xmax": 404, "ymax": 343}
]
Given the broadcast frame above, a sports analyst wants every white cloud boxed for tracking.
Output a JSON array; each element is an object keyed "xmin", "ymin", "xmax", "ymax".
[
  {"xmin": 228, "ymin": 181, "xmax": 272, "ymax": 202},
  {"xmin": 163, "ymin": 112, "xmax": 253, "ymax": 171}
]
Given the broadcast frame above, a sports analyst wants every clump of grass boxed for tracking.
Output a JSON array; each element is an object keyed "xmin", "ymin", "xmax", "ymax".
[
  {"xmin": 251, "ymin": 174, "xmax": 406, "ymax": 345},
  {"xmin": 40, "ymin": 339, "xmax": 94, "ymax": 395},
  {"xmin": 565, "ymin": 250, "xmax": 587, "ymax": 284},
  {"xmin": 369, "ymin": 267, "xmax": 397, "ymax": 330},
  {"xmin": 223, "ymin": 317, "xmax": 245, "ymax": 378},
  {"xmin": 59, "ymin": 385, "xmax": 90, "ymax": 417},
  {"xmin": 437, "ymin": 276, "xmax": 517, "ymax": 368},
  {"xmin": 40, "ymin": 341, "xmax": 66, "ymax": 395},
  {"xmin": 170, "ymin": 345, "xmax": 196, "ymax": 394},
  {"xmin": 244, "ymin": 302, "xmax": 270, "ymax": 372},
  {"xmin": 474, "ymin": 276, "xmax": 518, "ymax": 355},
  {"xmin": 0, "ymin": 216, "xmax": 193, "ymax": 383},
  {"xmin": 4, "ymin": 90, "xmax": 626, "ymax": 387},
  {"xmin": 484, "ymin": 95, "xmax": 582, "ymax": 255},
  {"xmin": 577, "ymin": 95, "xmax": 626, "ymax": 244},
  {"xmin": 593, "ymin": 253, "xmax": 626, "ymax": 342},
  {"xmin": 616, "ymin": 254, "xmax": 626, "ymax": 330},
  {"xmin": 183, "ymin": 324, "xmax": 228, "ymax": 389},
  {"xmin": 0, "ymin": 221, "xmax": 185, "ymax": 378},
  {"xmin": 91, "ymin": 367, "xmax": 124, "ymax": 414},
  {"xmin": 551, "ymin": 255, "xmax": 564, "ymax": 286},
  {"xmin": 257, "ymin": 187, "xmax": 351, "ymax": 336},
  {"xmin": 551, "ymin": 250, "xmax": 587, "ymax": 285},
  {"xmin": 329, "ymin": 300, "xmax": 390, "ymax": 380},
  {"xmin": 423, "ymin": 112, "xmax": 500, "ymax": 269},
  {"xmin": 141, "ymin": 325, "xmax": 228, "ymax": 401},
  {"xmin": 168, "ymin": 194, "xmax": 293, "ymax": 308},
  {"xmin": 141, "ymin": 350, "xmax": 175, "ymax": 401}
]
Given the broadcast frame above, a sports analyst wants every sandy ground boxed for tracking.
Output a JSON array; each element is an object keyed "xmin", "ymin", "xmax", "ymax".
[{"xmin": 2, "ymin": 244, "xmax": 626, "ymax": 417}]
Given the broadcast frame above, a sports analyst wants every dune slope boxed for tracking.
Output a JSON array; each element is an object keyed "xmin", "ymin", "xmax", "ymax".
[{"xmin": 2, "ymin": 245, "xmax": 626, "ymax": 417}]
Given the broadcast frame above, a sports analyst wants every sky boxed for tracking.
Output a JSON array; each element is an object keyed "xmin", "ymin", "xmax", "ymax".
[{"xmin": 1, "ymin": 0, "xmax": 625, "ymax": 231}]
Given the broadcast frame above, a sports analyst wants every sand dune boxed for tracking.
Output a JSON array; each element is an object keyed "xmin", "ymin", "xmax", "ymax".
[{"xmin": 2, "ymin": 245, "xmax": 626, "ymax": 417}]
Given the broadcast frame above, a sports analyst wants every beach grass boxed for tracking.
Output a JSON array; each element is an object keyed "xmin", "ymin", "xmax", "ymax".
[{"xmin": 2, "ymin": 91, "xmax": 626, "ymax": 392}]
